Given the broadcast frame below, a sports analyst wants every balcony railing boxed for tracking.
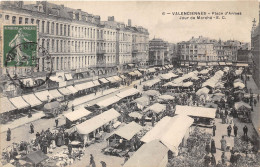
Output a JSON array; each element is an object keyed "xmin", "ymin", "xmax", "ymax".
[
  {"xmin": 97, "ymin": 50, "xmax": 106, "ymax": 54},
  {"xmin": 96, "ymin": 63, "xmax": 116, "ymax": 68},
  {"xmin": 132, "ymin": 49, "xmax": 138, "ymax": 53}
]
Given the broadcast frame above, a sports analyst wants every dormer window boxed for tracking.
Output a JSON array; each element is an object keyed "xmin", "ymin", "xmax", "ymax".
[{"xmin": 38, "ymin": 4, "xmax": 43, "ymax": 12}]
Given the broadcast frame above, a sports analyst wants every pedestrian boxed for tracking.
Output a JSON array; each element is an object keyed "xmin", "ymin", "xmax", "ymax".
[
  {"xmin": 100, "ymin": 161, "xmax": 106, "ymax": 167},
  {"xmin": 141, "ymin": 115, "xmax": 145, "ymax": 126},
  {"xmin": 55, "ymin": 119, "xmax": 59, "ymax": 127},
  {"xmin": 72, "ymin": 104, "xmax": 74, "ymax": 112},
  {"xmin": 212, "ymin": 123, "xmax": 216, "ymax": 136},
  {"xmin": 204, "ymin": 153, "xmax": 211, "ymax": 167},
  {"xmin": 151, "ymin": 115, "xmax": 155, "ymax": 127},
  {"xmin": 233, "ymin": 124, "xmax": 238, "ymax": 137},
  {"xmin": 68, "ymin": 144, "xmax": 72, "ymax": 155},
  {"xmin": 230, "ymin": 152, "xmax": 235, "ymax": 164},
  {"xmin": 30, "ymin": 123, "xmax": 34, "ymax": 134},
  {"xmin": 89, "ymin": 154, "xmax": 96, "ymax": 167},
  {"xmin": 227, "ymin": 124, "xmax": 232, "ymax": 137},
  {"xmin": 211, "ymin": 154, "xmax": 216, "ymax": 167},
  {"xmin": 205, "ymin": 141, "xmax": 211, "ymax": 154},
  {"xmin": 221, "ymin": 152, "xmax": 227, "ymax": 165},
  {"xmin": 124, "ymin": 153, "xmax": 130, "ymax": 164},
  {"xmin": 243, "ymin": 125, "xmax": 248, "ymax": 137},
  {"xmin": 36, "ymin": 132, "xmax": 40, "ymax": 138},
  {"xmin": 211, "ymin": 139, "xmax": 216, "ymax": 154},
  {"xmin": 6, "ymin": 128, "xmax": 11, "ymax": 141},
  {"xmin": 220, "ymin": 136, "xmax": 226, "ymax": 151}
]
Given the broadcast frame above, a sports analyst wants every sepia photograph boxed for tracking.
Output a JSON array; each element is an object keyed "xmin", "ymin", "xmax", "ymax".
[{"xmin": 0, "ymin": 0, "xmax": 260, "ymax": 167}]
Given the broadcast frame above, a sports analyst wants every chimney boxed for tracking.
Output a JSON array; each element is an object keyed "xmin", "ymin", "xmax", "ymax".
[
  {"xmin": 128, "ymin": 19, "xmax": 132, "ymax": 27},
  {"xmin": 108, "ymin": 16, "xmax": 114, "ymax": 21},
  {"xmin": 61, "ymin": 4, "xmax": 64, "ymax": 9}
]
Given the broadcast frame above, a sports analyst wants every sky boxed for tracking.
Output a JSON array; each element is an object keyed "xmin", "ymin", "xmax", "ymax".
[{"xmin": 28, "ymin": 1, "xmax": 259, "ymax": 43}]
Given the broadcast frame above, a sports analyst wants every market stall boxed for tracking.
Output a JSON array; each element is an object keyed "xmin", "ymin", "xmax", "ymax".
[
  {"xmin": 22, "ymin": 94, "xmax": 42, "ymax": 108},
  {"xmin": 234, "ymin": 101, "xmax": 252, "ymax": 122},
  {"xmin": 143, "ymin": 103, "xmax": 166, "ymax": 121},
  {"xmin": 104, "ymin": 122, "xmax": 143, "ymax": 156},
  {"xmin": 123, "ymin": 139, "xmax": 169, "ymax": 167},
  {"xmin": 24, "ymin": 150, "xmax": 49, "ymax": 167},
  {"xmin": 43, "ymin": 101, "xmax": 61, "ymax": 117},
  {"xmin": 97, "ymin": 96, "xmax": 122, "ymax": 109},
  {"xmin": 64, "ymin": 107, "xmax": 92, "ymax": 128},
  {"xmin": 133, "ymin": 96, "xmax": 150, "ymax": 110},
  {"xmin": 141, "ymin": 115, "xmax": 194, "ymax": 156},
  {"xmin": 75, "ymin": 108, "xmax": 120, "ymax": 145},
  {"xmin": 116, "ymin": 88, "xmax": 140, "ymax": 100},
  {"xmin": 175, "ymin": 105, "xmax": 216, "ymax": 127}
]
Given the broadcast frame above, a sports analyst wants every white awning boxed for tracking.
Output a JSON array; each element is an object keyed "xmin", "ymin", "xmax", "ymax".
[
  {"xmin": 34, "ymin": 90, "xmax": 54, "ymax": 102},
  {"xmin": 144, "ymin": 103, "xmax": 166, "ymax": 113},
  {"xmin": 106, "ymin": 76, "xmax": 118, "ymax": 83},
  {"xmin": 113, "ymin": 76, "xmax": 122, "ymax": 82},
  {"xmin": 67, "ymin": 86, "xmax": 78, "ymax": 94},
  {"xmin": 85, "ymin": 81, "xmax": 95, "ymax": 89},
  {"xmin": 97, "ymin": 96, "xmax": 121, "ymax": 108},
  {"xmin": 64, "ymin": 107, "xmax": 92, "ymax": 122},
  {"xmin": 128, "ymin": 64, "xmax": 135, "ymax": 67},
  {"xmin": 147, "ymin": 68, "xmax": 156, "ymax": 73},
  {"xmin": 143, "ymin": 78, "xmax": 161, "ymax": 87},
  {"xmin": 74, "ymin": 83, "xmax": 85, "ymax": 91},
  {"xmin": 175, "ymin": 105, "xmax": 216, "ymax": 118},
  {"xmin": 141, "ymin": 115, "xmax": 193, "ymax": 153},
  {"xmin": 50, "ymin": 76, "xmax": 63, "ymax": 82},
  {"xmin": 134, "ymin": 70, "xmax": 142, "ymax": 77},
  {"xmin": 226, "ymin": 62, "xmax": 233, "ymax": 65},
  {"xmin": 58, "ymin": 87, "xmax": 72, "ymax": 96},
  {"xmin": 116, "ymin": 88, "xmax": 139, "ymax": 99},
  {"xmin": 128, "ymin": 71, "xmax": 137, "ymax": 76},
  {"xmin": 198, "ymin": 62, "xmax": 207, "ymax": 66},
  {"xmin": 99, "ymin": 78, "xmax": 109, "ymax": 84},
  {"xmin": 120, "ymin": 75, "xmax": 126, "ymax": 79},
  {"xmin": 49, "ymin": 89, "xmax": 63, "ymax": 99},
  {"xmin": 236, "ymin": 63, "xmax": 248, "ymax": 67},
  {"xmin": 109, "ymin": 122, "xmax": 143, "ymax": 140},
  {"xmin": 9, "ymin": 96, "xmax": 30, "ymax": 109},
  {"xmin": 76, "ymin": 108, "xmax": 120, "ymax": 135},
  {"xmin": 65, "ymin": 74, "xmax": 73, "ymax": 80},
  {"xmin": 182, "ymin": 82, "xmax": 193, "ymax": 87},
  {"xmin": 219, "ymin": 62, "xmax": 226, "ymax": 66},
  {"xmin": 22, "ymin": 94, "xmax": 42, "ymax": 107},
  {"xmin": 0, "ymin": 97, "xmax": 17, "ymax": 114},
  {"xmin": 129, "ymin": 112, "xmax": 143, "ymax": 119},
  {"xmin": 93, "ymin": 80, "xmax": 100, "ymax": 86}
]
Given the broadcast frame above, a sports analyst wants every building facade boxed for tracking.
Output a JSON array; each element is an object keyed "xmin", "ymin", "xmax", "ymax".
[
  {"xmin": 251, "ymin": 17, "xmax": 260, "ymax": 89},
  {"xmin": 0, "ymin": 1, "xmax": 149, "ymax": 96},
  {"xmin": 148, "ymin": 38, "xmax": 169, "ymax": 66}
]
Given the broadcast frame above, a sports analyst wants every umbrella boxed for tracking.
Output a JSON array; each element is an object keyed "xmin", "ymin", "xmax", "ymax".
[
  {"xmin": 211, "ymin": 95, "xmax": 222, "ymax": 101},
  {"xmin": 70, "ymin": 141, "xmax": 81, "ymax": 145},
  {"xmin": 143, "ymin": 90, "xmax": 160, "ymax": 97}
]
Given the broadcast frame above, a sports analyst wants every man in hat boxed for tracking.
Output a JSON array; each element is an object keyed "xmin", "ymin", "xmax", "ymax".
[
  {"xmin": 233, "ymin": 124, "xmax": 238, "ymax": 137},
  {"xmin": 227, "ymin": 124, "xmax": 232, "ymax": 137},
  {"xmin": 212, "ymin": 123, "xmax": 216, "ymax": 136},
  {"xmin": 243, "ymin": 125, "xmax": 248, "ymax": 137},
  {"xmin": 6, "ymin": 128, "xmax": 11, "ymax": 141},
  {"xmin": 30, "ymin": 123, "xmax": 34, "ymax": 134}
]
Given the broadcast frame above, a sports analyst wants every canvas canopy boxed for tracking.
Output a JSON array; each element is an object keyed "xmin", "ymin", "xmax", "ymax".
[
  {"xmin": 196, "ymin": 87, "xmax": 210, "ymax": 96},
  {"xmin": 0, "ymin": 97, "xmax": 17, "ymax": 114},
  {"xmin": 123, "ymin": 140, "xmax": 168, "ymax": 167},
  {"xmin": 76, "ymin": 108, "xmax": 120, "ymax": 135},
  {"xmin": 99, "ymin": 78, "xmax": 109, "ymax": 84},
  {"xmin": 236, "ymin": 63, "xmax": 248, "ymax": 67},
  {"xmin": 141, "ymin": 115, "xmax": 194, "ymax": 153},
  {"xmin": 219, "ymin": 62, "xmax": 226, "ymax": 66},
  {"xmin": 175, "ymin": 105, "xmax": 216, "ymax": 118},
  {"xmin": 65, "ymin": 74, "xmax": 73, "ymax": 80},
  {"xmin": 116, "ymin": 88, "xmax": 139, "ymax": 99},
  {"xmin": 120, "ymin": 75, "xmax": 126, "ymax": 79},
  {"xmin": 143, "ymin": 90, "xmax": 160, "ymax": 96},
  {"xmin": 93, "ymin": 80, "xmax": 100, "ymax": 86},
  {"xmin": 67, "ymin": 86, "xmax": 78, "ymax": 94},
  {"xmin": 234, "ymin": 82, "xmax": 245, "ymax": 89},
  {"xmin": 134, "ymin": 96, "xmax": 150, "ymax": 107},
  {"xmin": 22, "ymin": 94, "xmax": 42, "ymax": 107},
  {"xmin": 43, "ymin": 101, "xmax": 60, "ymax": 110},
  {"xmin": 34, "ymin": 90, "xmax": 54, "ymax": 102},
  {"xmin": 106, "ymin": 76, "xmax": 118, "ymax": 83},
  {"xmin": 234, "ymin": 101, "xmax": 251, "ymax": 110},
  {"xmin": 134, "ymin": 70, "xmax": 142, "ymax": 76},
  {"xmin": 147, "ymin": 68, "xmax": 156, "ymax": 73},
  {"xmin": 144, "ymin": 103, "xmax": 166, "ymax": 113},
  {"xmin": 108, "ymin": 122, "xmax": 142, "ymax": 140},
  {"xmin": 128, "ymin": 71, "xmax": 137, "ymax": 76},
  {"xmin": 25, "ymin": 150, "xmax": 48, "ymax": 165},
  {"xmin": 97, "ymin": 96, "xmax": 121, "ymax": 108},
  {"xmin": 113, "ymin": 76, "xmax": 122, "ymax": 82},
  {"xmin": 143, "ymin": 78, "xmax": 161, "ymax": 87},
  {"xmin": 58, "ymin": 87, "xmax": 72, "ymax": 96},
  {"xmin": 48, "ymin": 89, "xmax": 63, "ymax": 99},
  {"xmin": 129, "ymin": 112, "xmax": 142, "ymax": 119},
  {"xmin": 182, "ymin": 82, "xmax": 193, "ymax": 87},
  {"xmin": 158, "ymin": 95, "xmax": 174, "ymax": 101},
  {"xmin": 64, "ymin": 107, "xmax": 91, "ymax": 122},
  {"xmin": 9, "ymin": 96, "xmax": 30, "ymax": 109},
  {"xmin": 199, "ymin": 69, "xmax": 209, "ymax": 74}
]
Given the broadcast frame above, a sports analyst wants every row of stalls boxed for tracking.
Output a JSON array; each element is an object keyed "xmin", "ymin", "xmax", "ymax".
[{"xmin": 180, "ymin": 62, "xmax": 248, "ymax": 67}]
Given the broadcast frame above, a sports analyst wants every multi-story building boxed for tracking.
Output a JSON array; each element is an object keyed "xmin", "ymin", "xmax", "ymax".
[
  {"xmin": 149, "ymin": 38, "xmax": 169, "ymax": 66},
  {"xmin": 251, "ymin": 17, "xmax": 260, "ymax": 89},
  {"xmin": 0, "ymin": 1, "xmax": 149, "ymax": 96},
  {"xmin": 214, "ymin": 40, "xmax": 238, "ymax": 61},
  {"xmin": 177, "ymin": 36, "xmax": 218, "ymax": 66}
]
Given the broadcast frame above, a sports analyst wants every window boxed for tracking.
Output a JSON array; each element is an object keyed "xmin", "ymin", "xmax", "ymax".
[
  {"xmin": 47, "ymin": 21, "xmax": 50, "ymax": 34},
  {"xmin": 56, "ymin": 57, "xmax": 59, "ymax": 70},
  {"xmin": 25, "ymin": 18, "xmax": 29, "ymax": 24},
  {"xmin": 60, "ymin": 40, "xmax": 63, "ymax": 52},
  {"xmin": 19, "ymin": 17, "xmax": 22, "ymax": 24},
  {"xmin": 31, "ymin": 19, "xmax": 34, "ymax": 24},
  {"xmin": 42, "ymin": 21, "xmax": 45, "ymax": 33},
  {"xmin": 47, "ymin": 40, "xmax": 50, "ymax": 51},
  {"xmin": 60, "ymin": 24, "xmax": 63, "ymax": 36},
  {"xmin": 51, "ymin": 22, "xmax": 54, "ymax": 34},
  {"xmin": 5, "ymin": 15, "xmax": 10, "ymax": 20},
  {"xmin": 56, "ymin": 40, "xmax": 59, "ymax": 52},
  {"xmin": 42, "ymin": 39, "xmax": 45, "ymax": 48},
  {"xmin": 36, "ymin": 20, "xmax": 40, "ymax": 31},
  {"xmin": 68, "ymin": 25, "xmax": 70, "ymax": 36},
  {"xmin": 56, "ymin": 23, "xmax": 59, "ymax": 35},
  {"xmin": 12, "ymin": 16, "xmax": 16, "ymax": 24},
  {"xmin": 64, "ymin": 25, "xmax": 66, "ymax": 36},
  {"xmin": 52, "ymin": 39, "xmax": 55, "ymax": 52}
]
